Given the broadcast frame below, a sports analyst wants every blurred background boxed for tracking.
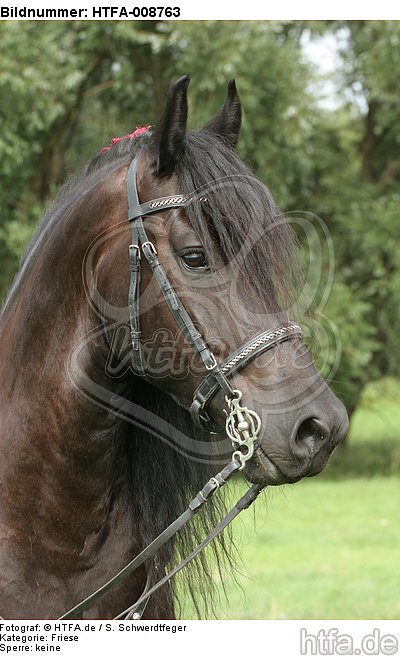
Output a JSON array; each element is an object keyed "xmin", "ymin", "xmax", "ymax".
[{"xmin": 0, "ymin": 20, "xmax": 399, "ymax": 618}]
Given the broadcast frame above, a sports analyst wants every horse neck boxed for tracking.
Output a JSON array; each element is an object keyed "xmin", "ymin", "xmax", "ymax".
[{"xmin": 0, "ymin": 171, "xmax": 134, "ymax": 556}]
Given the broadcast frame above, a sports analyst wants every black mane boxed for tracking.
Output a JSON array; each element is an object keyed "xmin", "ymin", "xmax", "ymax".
[{"xmin": 177, "ymin": 131, "xmax": 301, "ymax": 311}]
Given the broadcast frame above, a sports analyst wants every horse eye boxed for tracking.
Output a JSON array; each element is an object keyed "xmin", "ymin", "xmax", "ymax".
[{"xmin": 180, "ymin": 251, "xmax": 209, "ymax": 270}]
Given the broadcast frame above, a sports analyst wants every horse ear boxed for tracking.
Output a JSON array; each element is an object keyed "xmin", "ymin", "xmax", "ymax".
[
  {"xmin": 155, "ymin": 75, "xmax": 190, "ymax": 176},
  {"xmin": 203, "ymin": 79, "xmax": 242, "ymax": 148}
]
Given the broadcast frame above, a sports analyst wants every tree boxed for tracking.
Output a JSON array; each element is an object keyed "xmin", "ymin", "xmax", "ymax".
[
  {"xmin": 306, "ymin": 22, "xmax": 400, "ymax": 414},
  {"xmin": 1, "ymin": 20, "xmax": 398, "ymax": 420},
  {"xmin": 0, "ymin": 21, "xmax": 171, "ymax": 295}
]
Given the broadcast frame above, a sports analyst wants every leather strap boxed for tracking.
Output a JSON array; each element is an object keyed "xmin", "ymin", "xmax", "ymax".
[
  {"xmin": 126, "ymin": 157, "xmax": 303, "ymax": 431},
  {"xmin": 59, "ymin": 460, "xmax": 241, "ymax": 619},
  {"xmin": 127, "ymin": 156, "xmax": 192, "ymax": 221},
  {"xmin": 128, "ymin": 231, "xmax": 143, "ymax": 375},
  {"xmin": 190, "ymin": 324, "xmax": 303, "ymax": 430},
  {"xmin": 114, "ymin": 482, "xmax": 263, "ymax": 619},
  {"xmin": 127, "ymin": 156, "xmax": 237, "ymax": 401},
  {"xmin": 57, "ymin": 156, "xmax": 297, "ymax": 621},
  {"xmin": 123, "ymin": 571, "xmax": 153, "ymax": 620},
  {"xmin": 127, "ymin": 157, "xmax": 205, "ymax": 221},
  {"xmin": 128, "ymin": 196, "xmax": 188, "ymax": 220},
  {"xmin": 140, "ymin": 225, "xmax": 217, "ymax": 371}
]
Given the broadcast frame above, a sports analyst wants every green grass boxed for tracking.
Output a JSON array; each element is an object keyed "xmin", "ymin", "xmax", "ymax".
[{"xmin": 180, "ymin": 397, "xmax": 400, "ymax": 619}]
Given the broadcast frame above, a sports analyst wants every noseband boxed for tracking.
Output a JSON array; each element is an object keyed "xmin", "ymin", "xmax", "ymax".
[{"xmin": 59, "ymin": 155, "xmax": 303, "ymax": 620}]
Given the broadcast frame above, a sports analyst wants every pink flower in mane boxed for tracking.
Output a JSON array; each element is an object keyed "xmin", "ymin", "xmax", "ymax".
[{"xmin": 100, "ymin": 125, "xmax": 151, "ymax": 153}]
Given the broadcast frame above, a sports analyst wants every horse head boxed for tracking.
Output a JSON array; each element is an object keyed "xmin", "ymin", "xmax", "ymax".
[{"xmin": 91, "ymin": 75, "xmax": 349, "ymax": 486}]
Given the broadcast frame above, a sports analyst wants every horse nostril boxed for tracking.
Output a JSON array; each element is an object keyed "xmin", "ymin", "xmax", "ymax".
[{"xmin": 296, "ymin": 417, "xmax": 330, "ymax": 453}]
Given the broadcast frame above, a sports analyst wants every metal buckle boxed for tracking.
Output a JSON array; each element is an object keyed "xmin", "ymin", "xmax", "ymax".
[
  {"xmin": 141, "ymin": 241, "xmax": 157, "ymax": 256},
  {"xmin": 205, "ymin": 353, "xmax": 217, "ymax": 370},
  {"xmin": 209, "ymin": 476, "xmax": 220, "ymax": 490},
  {"xmin": 129, "ymin": 244, "xmax": 141, "ymax": 259}
]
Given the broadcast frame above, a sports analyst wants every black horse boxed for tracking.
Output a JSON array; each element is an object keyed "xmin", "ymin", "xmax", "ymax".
[{"xmin": 0, "ymin": 77, "xmax": 348, "ymax": 619}]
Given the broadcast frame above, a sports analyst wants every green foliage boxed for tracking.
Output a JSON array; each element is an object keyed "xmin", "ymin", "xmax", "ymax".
[
  {"xmin": 0, "ymin": 20, "xmax": 399, "ymax": 415},
  {"xmin": 290, "ymin": 22, "xmax": 400, "ymax": 412},
  {"xmin": 165, "ymin": 22, "xmax": 315, "ymax": 205},
  {"xmin": 328, "ymin": 391, "xmax": 400, "ymax": 478},
  {"xmin": 339, "ymin": 21, "xmax": 400, "ymax": 185},
  {"xmin": 360, "ymin": 375, "xmax": 400, "ymax": 405},
  {"xmin": 0, "ymin": 21, "xmax": 168, "ymax": 295},
  {"xmin": 321, "ymin": 281, "xmax": 378, "ymax": 410}
]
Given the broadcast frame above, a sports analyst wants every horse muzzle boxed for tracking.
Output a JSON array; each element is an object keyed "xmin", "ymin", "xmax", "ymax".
[{"xmin": 242, "ymin": 400, "xmax": 349, "ymax": 486}]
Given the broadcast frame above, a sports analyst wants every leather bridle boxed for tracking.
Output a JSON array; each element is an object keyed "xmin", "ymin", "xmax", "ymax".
[
  {"xmin": 126, "ymin": 157, "xmax": 302, "ymax": 434},
  {"xmin": 59, "ymin": 156, "xmax": 303, "ymax": 620}
]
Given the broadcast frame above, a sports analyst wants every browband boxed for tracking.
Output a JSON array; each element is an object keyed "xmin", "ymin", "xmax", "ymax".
[{"xmin": 127, "ymin": 157, "xmax": 203, "ymax": 221}]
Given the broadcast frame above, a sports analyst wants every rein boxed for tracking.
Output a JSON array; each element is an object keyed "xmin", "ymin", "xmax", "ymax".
[
  {"xmin": 60, "ymin": 461, "xmax": 262, "ymax": 619},
  {"xmin": 59, "ymin": 155, "xmax": 303, "ymax": 619}
]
